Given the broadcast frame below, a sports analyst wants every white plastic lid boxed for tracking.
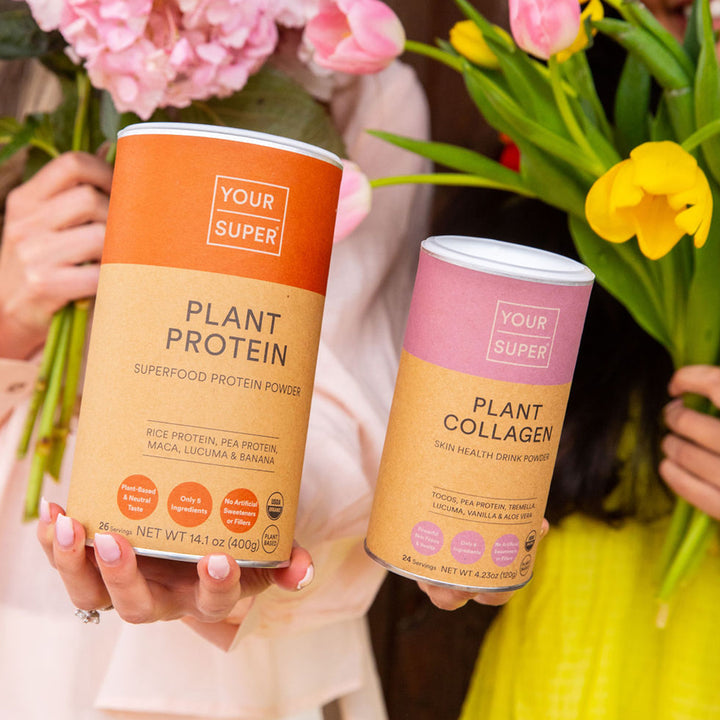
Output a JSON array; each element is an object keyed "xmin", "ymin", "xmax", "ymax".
[
  {"xmin": 117, "ymin": 121, "xmax": 342, "ymax": 169},
  {"xmin": 422, "ymin": 235, "xmax": 595, "ymax": 286}
]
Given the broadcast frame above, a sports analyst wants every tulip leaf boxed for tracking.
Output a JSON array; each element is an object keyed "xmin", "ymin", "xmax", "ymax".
[
  {"xmin": 614, "ymin": 53, "xmax": 652, "ymax": 156},
  {"xmin": 517, "ymin": 141, "xmax": 589, "ymax": 219},
  {"xmin": 568, "ymin": 215, "xmax": 672, "ymax": 349},
  {"xmin": 595, "ymin": 18, "xmax": 691, "ymax": 91},
  {"xmin": 462, "ymin": 64, "xmax": 601, "ymax": 179},
  {"xmin": 684, "ymin": 186, "xmax": 720, "ymax": 365},
  {"xmin": 560, "ymin": 51, "xmax": 613, "ymax": 142},
  {"xmin": 694, "ymin": 0, "xmax": 720, "ymax": 185},
  {"xmin": 619, "ymin": 0, "xmax": 695, "ymax": 78},
  {"xmin": 367, "ymin": 130, "xmax": 530, "ymax": 194}
]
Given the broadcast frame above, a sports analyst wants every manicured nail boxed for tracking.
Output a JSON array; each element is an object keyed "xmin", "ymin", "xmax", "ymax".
[
  {"xmin": 296, "ymin": 563, "xmax": 315, "ymax": 590},
  {"xmin": 39, "ymin": 497, "xmax": 51, "ymax": 524},
  {"xmin": 55, "ymin": 514, "xmax": 75, "ymax": 548},
  {"xmin": 94, "ymin": 533, "xmax": 121, "ymax": 564},
  {"xmin": 208, "ymin": 554, "xmax": 231, "ymax": 581}
]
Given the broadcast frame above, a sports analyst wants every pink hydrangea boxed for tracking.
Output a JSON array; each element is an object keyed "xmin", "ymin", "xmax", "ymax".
[{"xmin": 55, "ymin": 0, "xmax": 282, "ymax": 119}]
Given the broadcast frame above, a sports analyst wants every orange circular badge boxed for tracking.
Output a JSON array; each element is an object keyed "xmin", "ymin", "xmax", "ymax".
[
  {"xmin": 221, "ymin": 488, "xmax": 259, "ymax": 533},
  {"xmin": 117, "ymin": 475, "xmax": 159, "ymax": 519},
  {"xmin": 167, "ymin": 482, "xmax": 212, "ymax": 527}
]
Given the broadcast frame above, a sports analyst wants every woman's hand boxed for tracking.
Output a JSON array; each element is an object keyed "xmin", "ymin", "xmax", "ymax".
[
  {"xmin": 0, "ymin": 151, "xmax": 112, "ymax": 360},
  {"xmin": 660, "ymin": 364, "xmax": 720, "ymax": 521},
  {"xmin": 37, "ymin": 499, "xmax": 314, "ymax": 649},
  {"xmin": 417, "ymin": 518, "xmax": 550, "ymax": 610}
]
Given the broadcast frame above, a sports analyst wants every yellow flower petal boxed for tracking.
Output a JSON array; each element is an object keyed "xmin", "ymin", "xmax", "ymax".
[
  {"xmin": 632, "ymin": 194, "xmax": 685, "ymax": 259},
  {"xmin": 630, "ymin": 141, "xmax": 698, "ymax": 195},
  {"xmin": 609, "ymin": 159, "xmax": 644, "ymax": 210},
  {"xmin": 449, "ymin": 20, "xmax": 500, "ymax": 69},
  {"xmin": 585, "ymin": 162, "xmax": 636, "ymax": 243},
  {"xmin": 557, "ymin": 0, "xmax": 604, "ymax": 62}
]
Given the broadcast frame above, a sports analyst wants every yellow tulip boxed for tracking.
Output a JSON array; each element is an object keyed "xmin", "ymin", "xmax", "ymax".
[
  {"xmin": 449, "ymin": 20, "xmax": 500, "ymax": 69},
  {"xmin": 557, "ymin": 0, "xmax": 604, "ymax": 63},
  {"xmin": 585, "ymin": 141, "xmax": 713, "ymax": 260}
]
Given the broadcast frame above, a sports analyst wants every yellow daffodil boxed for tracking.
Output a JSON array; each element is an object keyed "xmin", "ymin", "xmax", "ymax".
[
  {"xmin": 449, "ymin": 20, "xmax": 501, "ymax": 69},
  {"xmin": 557, "ymin": 0, "xmax": 604, "ymax": 63},
  {"xmin": 585, "ymin": 141, "xmax": 713, "ymax": 260}
]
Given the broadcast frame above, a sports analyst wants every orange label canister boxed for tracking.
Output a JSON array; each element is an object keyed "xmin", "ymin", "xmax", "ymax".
[
  {"xmin": 67, "ymin": 122, "xmax": 342, "ymax": 566},
  {"xmin": 365, "ymin": 236, "xmax": 594, "ymax": 591}
]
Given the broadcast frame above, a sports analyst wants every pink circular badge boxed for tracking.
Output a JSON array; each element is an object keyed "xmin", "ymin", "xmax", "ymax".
[
  {"xmin": 411, "ymin": 521, "xmax": 443, "ymax": 556},
  {"xmin": 492, "ymin": 534, "xmax": 520, "ymax": 567},
  {"xmin": 451, "ymin": 530, "xmax": 485, "ymax": 564}
]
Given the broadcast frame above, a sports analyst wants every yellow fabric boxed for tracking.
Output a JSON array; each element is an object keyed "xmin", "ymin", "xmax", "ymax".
[{"xmin": 460, "ymin": 513, "xmax": 720, "ymax": 720}]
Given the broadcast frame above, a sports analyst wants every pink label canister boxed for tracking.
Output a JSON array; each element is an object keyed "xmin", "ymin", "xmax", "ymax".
[{"xmin": 365, "ymin": 235, "xmax": 594, "ymax": 592}]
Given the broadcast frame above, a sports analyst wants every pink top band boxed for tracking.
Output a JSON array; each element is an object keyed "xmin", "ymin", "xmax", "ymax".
[{"xmin": 403, "ymin": 245, "xmax": 593, "ymax": 386}]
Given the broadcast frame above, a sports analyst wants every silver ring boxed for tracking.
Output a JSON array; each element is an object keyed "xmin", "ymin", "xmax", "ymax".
[
  {"xmin": 74, "ymin": 605, "xmax": 113, "ymax": 624},
  {"xmin": 75, "ymin": 608, "xmax": 101, "ymax": 624}
]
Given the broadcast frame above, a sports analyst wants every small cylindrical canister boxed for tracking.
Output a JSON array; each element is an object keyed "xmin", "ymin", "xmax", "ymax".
[
  {"xmin": 365, "ymin": 235, "xmax": 594, "ymax": 591},
  {"xmin": 67, "ymin": 122, "xmax": 342, "ymax": 566}
]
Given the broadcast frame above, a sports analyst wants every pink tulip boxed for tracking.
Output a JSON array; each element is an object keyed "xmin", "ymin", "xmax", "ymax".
[
  {"xmin": 508, "ymin": 0, "xmax": 581, "ymax": 60},
  {"xmin": 304, "ymin": 0, "xmax": 405, "ymax": 74},
  {"xmin": 333, "ymin": 160, "xmax": 371, "ymax": 242}
]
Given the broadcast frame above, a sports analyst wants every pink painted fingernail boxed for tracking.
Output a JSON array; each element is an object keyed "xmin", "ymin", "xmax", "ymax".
[
  {"xmin": 55, "ymin": 514, "xmax": 75, "ymax": 548},
  {"xmin": 208, "ymin": 554, "xmax": 231, "ymax": 581},
  {"xmin": 296, "ymin": 563, "xmax": 315, "ymax": 591},
  {"xmin": 94, "ymin": 533, "xmax": 121, "ymax": 564},
  {"xmin": 39, "ymin": 497, "xmax": 51, "ymax": 524}
]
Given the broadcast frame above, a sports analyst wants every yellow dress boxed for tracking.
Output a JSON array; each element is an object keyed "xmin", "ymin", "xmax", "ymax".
[{"xmin": 459, "ymin": 510, "xmax": 720, "ymax": 719}]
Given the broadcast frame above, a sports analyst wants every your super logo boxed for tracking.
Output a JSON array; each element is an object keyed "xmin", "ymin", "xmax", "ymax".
[{"xmin": 207, "ymin": 175, "xmax": 289, "ymax": 256}]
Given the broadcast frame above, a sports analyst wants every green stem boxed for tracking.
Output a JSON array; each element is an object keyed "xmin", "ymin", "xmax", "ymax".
[
  {"xmin": 47, "ymin": 298, "xmax": 89, "ymax": 479},
  {"xmin": 16, "ymin": 311, "xmax": 65, "ymax": 458},
  {"xmin": 73, "ymin": 72, "xmax": 92, "ymax": 153},
  {"xmin": 370, "ymin": 172, "xmax": 538, "ymax": 197},
  {"xmin": 656, "ymin": 510, "xmax": 716, "ymax": 623},
  {"xmin": 404, "ymin": 40, "xmax": 464, "ymax": 72},
  {"xmin": 547, "ymin": 56, "xmax": 606, "ymax": 175},
  {"xmin": 24, "ymin": 308, "xmax": 72, "ymax": 520},
  {"xmin": 682, "ymin": 118, "xmax": 720, "ymax": 153}
]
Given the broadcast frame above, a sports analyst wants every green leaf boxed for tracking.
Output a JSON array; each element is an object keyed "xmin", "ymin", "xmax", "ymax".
[
  {"xmin": 367, "ymin": 130, "xmax": 531, "ymax": 195},
  {"xmin": 517, "ymin": 141, "xmax": 589, "ymax": 218},
  {"xmin": 614, "ymin": 52, "xmax": 652, "ymax": 156},
  {"xmin": 462, "ymin": 63, "xmax": 603, "ymax": 179},
  {"xmin": 595, "ymin": 17, "xmax": 692, "ymax": 91},
  {"xmin": 683, "ymin": 183, "xmax": 720, "ymax": 365},
  {"xmin": 694, "ymin": 0, "xmax": 720, "ymax": 185},
  {"xmin": 0, "ymin": 6, "xmax": 65, "ymax": 59},
  {"xmin": 0, "ymin": 117, "xmax": 36, "ymax": 164},
  {"xmin": 155, "ymin": 65, "xmax": 345, "ymax": 157},
  {"xmin": 568, "ymin": 215, "xmax": 672, "ymax": 349}
]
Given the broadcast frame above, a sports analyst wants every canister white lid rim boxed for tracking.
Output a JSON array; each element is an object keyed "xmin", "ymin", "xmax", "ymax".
[
  {"xmin": 117, "ymin": 121, "xmax": 343, "ymax": 169},
  {"xmin": 422, "ymin": 235, "xmax": 595, "ymax": 286}
]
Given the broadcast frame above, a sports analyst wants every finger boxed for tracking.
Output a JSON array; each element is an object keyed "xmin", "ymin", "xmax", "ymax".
[
  {"xmin": 93, "ymin": 533, "xmax": 177, "ymax": 624},
  {"xmin": 41, "ymin": 184, "xmax": 110, "ymax": 232},
  {"xmin": 194, "ymin": 555, "xmax": 242, "ymax": 622},
  {"xmin": 662, "ymin": 432, "xmax": 720, "ymax": 488},
  {"xmin": 36, "ymin": 496, "xmax": 60, "ymax": 567},
  {"xmin": 417, "ymin": 581, "xmax": 513, "ymax": 610},
  {"xmin": 16, "ymin": 152, "xmax": 113, "ymax": 202},
  {"xmin": 659, "ymin": 456, "xmax": 720, "ymax": 521},
  {"xmin": 236, "ymin": 545, "xmax": 315, "ymax": 599},
  {"xmin": 664, "ymin": 398, "xmax": 720, "ymax": 453},
  {"xmin": 52, "ymin": 514, "xmax": 111, "ymax": 611},
  {"xmin": 668, "ymin": 365, "xmax": 720, "ymax": 408}
]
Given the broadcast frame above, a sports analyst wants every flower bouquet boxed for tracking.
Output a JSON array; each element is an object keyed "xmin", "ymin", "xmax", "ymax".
[
  {"xmin": 372, "ymin": 0, "xmax": 720, "ymax": 620},
  {"xmin": 0, "ymin": 0, "xmax": 403, "ymax": 520}
]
